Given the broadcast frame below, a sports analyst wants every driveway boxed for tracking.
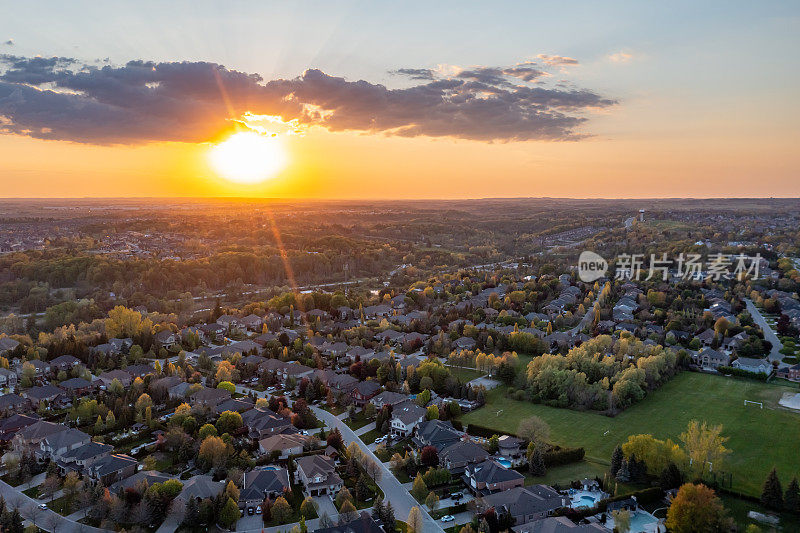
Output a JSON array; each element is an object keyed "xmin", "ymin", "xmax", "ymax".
[
  {"xmin": 313, "ymin": 495, "xmax": 338, "ymax": 519},
  {"xmin": 311, "ymin": 406, "xmax": 445, "ymax": 533},
  {"xmin": 745, "ymin": 299, "xmax": 786, "ymax": 366}
]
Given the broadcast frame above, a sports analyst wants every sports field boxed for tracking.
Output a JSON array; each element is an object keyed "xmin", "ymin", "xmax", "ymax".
[{"xmin": 461, "ymin": 372, "xmax": 800, "ymax": 496}]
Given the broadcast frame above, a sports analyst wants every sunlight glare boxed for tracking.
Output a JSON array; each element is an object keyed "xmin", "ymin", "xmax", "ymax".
[{"xmin": 208, "ymin": 131, "xmax": 287, "ymax": 184}]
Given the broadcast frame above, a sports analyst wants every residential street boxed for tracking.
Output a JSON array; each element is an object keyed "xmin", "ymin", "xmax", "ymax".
[
  {"xmin": 745, "ymin": 298, "xmax": 786, "ymax": 366},
  {"xmin": 0, "ymin": 479, "xmax": 111, "ymax": 533},
  {"xmin": 311, "ymin": 406, "xmax": 446, "ymax": 533}
]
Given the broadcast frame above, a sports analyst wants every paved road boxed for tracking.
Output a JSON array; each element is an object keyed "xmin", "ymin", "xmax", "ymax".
[
  {"xmin": 0, "ymin": 479, "xmax": 111, "ymax": 533},
  {"xmin": 566, "ymin": 295, "xmax": 600, "ymax": 336},
  {"xmin": 745, "ymin": 298, "xmax": 786, "ymax": 366},
  {"xmin": 311, "ymin": 406, "xmax": 446, "ymax": 533}
]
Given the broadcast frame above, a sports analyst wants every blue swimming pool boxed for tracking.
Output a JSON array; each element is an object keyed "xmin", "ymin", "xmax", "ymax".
[{"xmin": 495, "ymin": 458, "xmax": 512, "ymax": 468}]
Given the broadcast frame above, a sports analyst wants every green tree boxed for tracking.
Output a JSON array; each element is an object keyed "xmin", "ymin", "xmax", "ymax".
[
  {"xmin": 785, "ymin": 477, "xmax": 800, "ymax": 514},
  {"xmin": 271, "ymin": 496, "xmax": 292, "ymax": 523},
  {"xmin": 760, "ymin": 468, "xmax": 783, "ymax": 510},
  {"xmin": 407, "ymin": 506, "xmax": 423, "ymax": 533},
  {"xmin": 199, "ymin": 423, "xmax": 218, "ymax": 440},
  {"xmin": 216, "ymin": 411, "xmax": 243, "ymax": 435},
  {"xmin": 410, "ymin": 473, "xmax": 428, "ymax": 501},
  {"xmin": 218, "ymin": 497, "xmax": 240, "ymax": 529},
  {"xmin": 425, "ymin": 491, "xmax": 439, "ymax": 511}
]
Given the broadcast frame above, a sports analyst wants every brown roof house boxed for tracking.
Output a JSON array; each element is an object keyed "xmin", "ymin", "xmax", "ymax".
[{"xmin": 294, "ymin": 454, "xmax": 343, "ymax": 497}]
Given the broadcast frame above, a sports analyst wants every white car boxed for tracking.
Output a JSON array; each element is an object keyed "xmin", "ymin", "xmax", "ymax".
[
  {"xmin": 37, "ymin": 503, "xmax": 48, "ymax": 510},
  {"xmin": 374, "ymin": 436, "xmax": 386, "ymax": 443},
  {"xmin": 441, "ymin": 515, "xmax": 455, "ymax": 522}
]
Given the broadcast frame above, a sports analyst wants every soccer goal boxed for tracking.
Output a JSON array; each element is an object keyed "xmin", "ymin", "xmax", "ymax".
[{"xmin": 744, "ymin": 400, "xmax": 763, "ymax": 409}]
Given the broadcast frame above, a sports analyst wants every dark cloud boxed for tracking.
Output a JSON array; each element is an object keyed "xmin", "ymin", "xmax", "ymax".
[
  {"xmin": 390, "ymin": 68, "xmax": 435, "ymax": 80},
  {"xmin": 0, "ymin": 54, "xmax": 615, "ymax": 144},
  {"xmin": 3, "ymin": 40, "xmax": 13, "ymax": 46}
]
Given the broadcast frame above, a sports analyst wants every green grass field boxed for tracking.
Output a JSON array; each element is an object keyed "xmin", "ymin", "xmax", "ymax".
[
  {"xmin": 447, "ymin": 366, "xmax": 485, "ymax": 382},
  {"xmin": 461, "ymin": 372, "xmax": 800, "ymax": 496}
]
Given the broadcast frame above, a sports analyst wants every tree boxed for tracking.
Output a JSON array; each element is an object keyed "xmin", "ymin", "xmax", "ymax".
[
  {"xmin": 660, "ymin": 462, "xmax": 683, "ymax": 491},
  {"xmin": 410, "ymin": 473, "xmax": 428, "ymax": 501},
  {"xmin": 529, "ymin": 447, "xmax": 546, "ymax": 476},
  {"xmin": 426, "ymin": 404, "xmax": 439, "ymax": 420},
  {"xmin": 785, "ymin": 477, "xmax": 800, "ymax": 514},
  {"xmin": 517, "ymin": 416, "xmax": 550, "ymax": 446},
  {"xmin": 182, "ymin": 497, "xmax": 200, "ymax": 527},
  {"xmin": 407, "ymin": 506, "xmax": 423, "ymax": 533},
  {"xmin": 135, "ymin": 393, "xmax": 153, "ymax": 415},
  {"xmin": 612, "ymin": 509, "xmax": 631, "ymax": 533},
  {"xmin": 425, "ymin": 491, "xmax": 440, "ymax": 511},
  {"xmin": 610, "ymin": 445, "xmax": 623, "ymax": 477},
  {"xmin": 299, "ymin": 496, "xmax": 317, "ymax": 518},
  {"xmin": 199, "ymin": 423, "xmax": 218, "ymax": 440},
  {"xmin": 217, "ymin": 381, "xmax": 236, "ymax": 394},
  {"xmin": 339, "ymin": 500, "xmax": 358, "ymax": 523},
  {"xmin": 616, "ymin": 459, "xmax": 631, "ymax": 482},
  {"xmin": 679, "ymin": 420, "xmax": 730, "ymax": 477},
  {"xmin": 198, "ymin": 435, "xmax": 227, "ymax": 468},
  {"xmin": 41, "ymin": 474, "xmax": 61, "ymax": 502},
  {"xmin": 666, "ymin": 483, "xmax": 731, "ymax": 533},
  {"xmin": 420, "ymin": 446, "xmax": 439, "ymax": 467},
  {"xmin": 216, "ymin": 411, "xmax": 243, "ymax": 435},
  {"xmin": 271, "ymin": 496, "xmax": 292, "ymax": 523},
  {"xmin": 218, "ymin": 497, "xmax": 239, "ymax": 529},
  {"xmin": 335, "ymin": 487, "xmax": 353, "ymax": 509},
  {"xmin": 761, "ymin": 468, "xmax": 783, "ymax": 510}
]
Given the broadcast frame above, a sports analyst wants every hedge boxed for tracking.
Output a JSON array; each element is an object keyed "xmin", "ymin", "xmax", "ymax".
[
  {"xmin": 718, "ymin": 366, "xmax": 770, "ymax": 381},
  {"xmin": 543, "ymin": 447, "xmax": 585, "ymax": 467},
  {"xmin": 466, "ymin": 424, "xmax": 516, "ymax": 439}
]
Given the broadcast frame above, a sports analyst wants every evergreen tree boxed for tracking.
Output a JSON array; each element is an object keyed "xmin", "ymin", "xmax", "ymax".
[
  {"xmin": 616, "ymin": 459, "xmax": 631, "ymax": 482},
  {"xmin": 372, "ymin": 496, "xmax": 384, "ymax": 521},
  {"xmin": 610, "ymin": 445, "xmax": 623, "ymax": 477},
  {"xmin": 659, "ymin": 462, "xmax": 683, "ymax": 491},
  {"xmin": 384, "ymin": 501, "xmax": 396, "ymax": 532},
  {"xmin": 529, "ymin": 447, "xmax": 546, "ymax": 476},
  {"xmin": 761, "ymin": 468, "xmax": 784, "ymax": 511},
  {"xmin": 183, "ymin": 497, "xmax": 200, "ymax": 526},
  {"xmin": 784, "ymin": 477, "xmax": 799, "ymax": 514}
]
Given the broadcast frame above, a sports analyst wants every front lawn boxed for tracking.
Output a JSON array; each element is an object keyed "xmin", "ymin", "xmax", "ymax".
[
  {"xmin": 360, "ymin": 428, "xmax": 383, "ymax": 444},
  {"xmin": 345, "ymin": 411, "xmax": 372, "ymax": 431},
  {"xmin": 460, "ymin": 371, "xmax": 800, "ymax": 497},
  {"xmin": 447, "ymin": 366, "xmax": 485, "ymax": 383}
]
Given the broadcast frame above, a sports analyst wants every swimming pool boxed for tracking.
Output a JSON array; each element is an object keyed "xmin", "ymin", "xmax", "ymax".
[
  {"xmin": 495, "ymin": 458, "xmax": 512, "ymax": 468},
  {"xmin": 628, "ymin": 510, "xmax": 659, "ymax": 532}
]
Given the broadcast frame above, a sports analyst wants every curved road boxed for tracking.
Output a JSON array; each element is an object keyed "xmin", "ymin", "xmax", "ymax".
[
  {"xmin": 745, "ymin": 298, "xmax": 786, "ymax": 366},
  {"xmin": 0, "ymin": 479, "xmax": 111, "ymax": 533}
]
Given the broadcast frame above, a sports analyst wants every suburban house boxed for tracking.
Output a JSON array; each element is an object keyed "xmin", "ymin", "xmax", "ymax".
[
  {"xmin": 57, "ymin": 441, "xmax": 114, "ymax": 474},
  {"xmin": 190, "ymin": 387, "xmax": 232, "ymax": 407},
  {"xmin": 217, "ymin": 314, "xmax": 244, "ymax": 334},
  {"xmin": 370, "ymin": 391, "xmax": 409, "ymax": 410},
  {"xmin": 58, "ymin": 377, "xmax": 95, "ymax": 396},
  {"xmin": 239, "ymin": 468, "xmax": 290, "ymax": 508},
  {"xmin": 350, "ymin": 380, "xmax": 381, "ymax": 407},
  {"xmin": 98, "ymin": 369, "xmax": 133, "ymax": 388},
  {"xmin": 518, "ymin": 517, "xmax": 607, "ymax": 532},
  {"xmin": 777, "ymin": 363, "xmax": 800, "ymax": 382},
  {"xmin": 390, "ymin": 401, "xmax": 427, "ymax": 438},
  {"xmin": 497, "ymin": 435, "xmax": 526, "ymax": 466},
  {"xmin": 0, "ymin": 394, "xmax": 30, "ymax": 416},
  {"xmin": 176, "ymin": 475, "xmax": 225, "ymax": 506},
  {"xmin": 464, "ymin": 459, "xmax": 525, "ymax": 496},
  {"xmin": 0, "ymin": 337, "xmax": 20, "ymax": 356},
  {"xmin": 315, "ymin": 512, "xmax": 384, "ymax": 533},
  {"xmin": 413, "ymin": 420, "xmax": 462, "ymax": 451},
  {"xmin": 0, "ymin": 368, "xmax": 18, "ymax": 388},
  {"xmin": 240, "ymin": 314, "xmax": 264, "ymax": 332},
  {"xmin": 258, "ymin": 433, "xmax": 308, "ymax": 459},
  {"xmin": 0, "ymin": 414, "xmax": 38, "ymax": 442},
  {"xmin": 482, "ymin": 485, "xmax": 568, "ymax": 526},
  {"xmin": 697, "ymin": 348, "xmax": 731, "ymax": 369},
  {"xmin": 731, "ymin": 357, "xmax": 772, "ymax": 374},
  {"xmin": 39, "ymin": 427, "xmax": 92, "ymax": 459},
  {"xmin": 49, "ymin": 355, "xmax": 82, "ymax": 373},
  {"xmin": 440, "ymin": 440, "xmax": 490, "ymax": 474},
  {"xmin": 242, "ymin": 408, "xmax": 296, "ymax": 440},
  {"xmin": 294, "ymin": 454, "xmax": 343, "ymax": 497},
  {"xmin": 22, "ymin": 384, "xmax": 65, "ymax": 408},
  {"xmin": 154, "ymin": 330, "xmax": 179, "ymax": 350}
]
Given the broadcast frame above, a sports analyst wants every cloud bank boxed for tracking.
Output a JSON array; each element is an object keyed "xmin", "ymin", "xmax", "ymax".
[{"xmin": 0, "ymin": 54, "xmax": 616, "ymax": 144}]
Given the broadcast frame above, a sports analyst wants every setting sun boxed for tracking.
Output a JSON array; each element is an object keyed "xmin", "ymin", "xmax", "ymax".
[{"xmin": 208, "ymin": 131, "xmax": 287, "ymax": 184}]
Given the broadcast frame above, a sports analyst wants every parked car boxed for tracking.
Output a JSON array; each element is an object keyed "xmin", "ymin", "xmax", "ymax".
[
  {"xmin": 375, "ymin": 436, "xmax": 386, "ymax": 443},
  {"xmin": 247, "ymin": 507, "xmax": 254, "ymax": 516},
  {"xmin": 450, "ymin": 492, "xmax": 463, "ymax": 500},
  {"xmin": 38, "ymin": 504, "xmax": 48, "ymax": 510},
  {"xmin": 441, "ymin": 515, "xmax": 455, "ymax": 522},
  {"xmin": 256, "ymin": 505, "xmax": 262, "ymax": 515}
]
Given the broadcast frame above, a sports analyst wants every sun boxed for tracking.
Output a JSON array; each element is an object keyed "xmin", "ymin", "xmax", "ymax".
[{"xmin": 208, "ymin": 131, "xmax": 287, "ymax": 184}]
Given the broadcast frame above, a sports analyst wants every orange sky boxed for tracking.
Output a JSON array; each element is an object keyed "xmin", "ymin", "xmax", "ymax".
[{"xmin": 1, "ymin": 119, "xmax": 798, "ymax": 199}]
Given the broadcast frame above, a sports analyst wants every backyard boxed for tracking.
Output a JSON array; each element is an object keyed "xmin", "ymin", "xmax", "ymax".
[{"xmin": 461, "ymin": 371, "xmax": 800, "ymax": 497}]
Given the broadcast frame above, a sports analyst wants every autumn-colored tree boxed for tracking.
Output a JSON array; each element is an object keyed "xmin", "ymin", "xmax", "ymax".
[{"xmin": 666, "ymin": 483, "xmax": 731, "ymax": 533}]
